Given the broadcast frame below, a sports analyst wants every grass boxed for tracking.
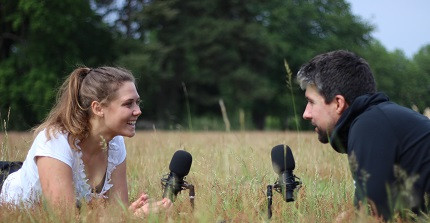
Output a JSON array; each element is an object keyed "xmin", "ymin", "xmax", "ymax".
[{"xmin": 1, "ymin": 130, "xmax": 410, "ymax": 222}]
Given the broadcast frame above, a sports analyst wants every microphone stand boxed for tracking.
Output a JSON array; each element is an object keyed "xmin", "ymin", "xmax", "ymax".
[
  {"xmin": 184, "ymin": 183, "xmax": 195, "ymax": 210},
  {"xmin": 266, "ymin": 175, "xmax": 302, "ymax": 219},
  {"xmin": 267, "ymin": 185, "xmax": 273, "ymax": 219}
]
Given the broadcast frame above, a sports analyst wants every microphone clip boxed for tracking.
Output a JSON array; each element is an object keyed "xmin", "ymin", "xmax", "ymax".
[
  {"xmin": 266, "ymin": 174, "xmax": 302, "ymax": 219},
  {"xmin": 273, "ymin": 174, "xmax": 302, "ymax": 201},
  {"xmin": 161, "ymin": 173, "xmax": 195, "ymax": 209}
]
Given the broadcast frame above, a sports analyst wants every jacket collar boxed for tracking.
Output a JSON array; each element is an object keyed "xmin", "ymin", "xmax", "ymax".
[{"xmin": 329, "ymin": 92, "xmax": 389, "ymax": 153}]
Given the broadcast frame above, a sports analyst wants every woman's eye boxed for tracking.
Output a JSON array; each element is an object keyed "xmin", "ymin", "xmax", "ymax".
[{"xmin": 123, "ymin": 100, "xmax": 141, "ymax": 108}]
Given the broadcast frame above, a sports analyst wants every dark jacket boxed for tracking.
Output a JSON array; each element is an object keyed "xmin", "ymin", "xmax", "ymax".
[{"xmin": 330, "ymin": 92, "xmax": 430, "ymax": 220}]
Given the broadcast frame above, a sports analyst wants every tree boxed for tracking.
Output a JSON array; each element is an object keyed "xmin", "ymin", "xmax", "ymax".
[
  {"xmin": 1, "ymin": 0, "xmax": 379, "ymax": 130},
  {"xmin": 412, "ymin": 44, "xmax": 430, "ymax": 109},
  {"xmin": 414, "ymin": 44, "xmax": 430, "ymax": 77},
  {"xmin": 113, "ymin": 0, "xmax": 374, "ymax": 130},
  {"xmin": 361, "ymin": 41, "xmax": 430, "ymax": 111},
  {"xmin": 0, "ymin": 0, "xmax": 115, "ymax": 129}
]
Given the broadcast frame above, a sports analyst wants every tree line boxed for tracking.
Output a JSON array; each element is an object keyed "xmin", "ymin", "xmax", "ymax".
[{"xmin": 1, "ymin": 0, "xmax": 430, "ymax": 131}]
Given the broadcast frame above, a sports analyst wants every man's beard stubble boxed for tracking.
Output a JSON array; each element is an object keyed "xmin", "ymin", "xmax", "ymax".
[{"xmin": 316, "ymin": 127, "xmax": 330, "ymax": 144}]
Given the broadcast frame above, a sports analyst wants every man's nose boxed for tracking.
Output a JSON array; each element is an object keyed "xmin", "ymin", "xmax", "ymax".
[{"xmin": 302, "ymin": 104, "xmax": 311, "ymax": 120}]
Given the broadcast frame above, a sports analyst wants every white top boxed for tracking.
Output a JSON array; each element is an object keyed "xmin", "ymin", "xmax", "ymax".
[{"xmin": 0, "ymin": 129, "xmax": 126, "ymax": 206}]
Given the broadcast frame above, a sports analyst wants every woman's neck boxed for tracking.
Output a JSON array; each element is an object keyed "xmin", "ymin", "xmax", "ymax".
[
  {"xmin": 86, "ymin": 117, "xmax": 115, "ymax": 149},
  {"xmin": 79, "ymin": 134, "xmax": 108, "ymax": 156},
  {"xmin": 80, "ymin": 119, "xmax": 113, "ymax": 155}
]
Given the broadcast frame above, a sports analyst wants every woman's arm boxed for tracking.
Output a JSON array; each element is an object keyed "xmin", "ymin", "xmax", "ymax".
[
  {"xmin": 107, "ymin": 159, "xmax": 129, "ymax": 205},
  {"xmin": 108, "ymin": 159, "xmax": 173, "ymax": 217},
  {"xmin": 107, "ymin": 160, "xmax": 148, "ymax": 213},
  {"xmin": 36, "ymin": 156, "xmax": 76, "ymax": 207}
]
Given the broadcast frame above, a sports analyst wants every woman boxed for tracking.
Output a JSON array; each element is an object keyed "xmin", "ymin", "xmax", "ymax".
[{"xmin": 0, "ymin": 67, "xmax": 171, "ymax": 216}]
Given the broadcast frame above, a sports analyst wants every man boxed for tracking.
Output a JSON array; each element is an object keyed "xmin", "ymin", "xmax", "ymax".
[{"xmin": 297, "ymin": 50, "xmax": 430, "ymax": 220}]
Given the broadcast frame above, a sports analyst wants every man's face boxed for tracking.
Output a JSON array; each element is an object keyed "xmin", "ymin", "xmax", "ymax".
[{"xmin": 302, "ymin": 85, "xmax": 342, "ymax": 143}]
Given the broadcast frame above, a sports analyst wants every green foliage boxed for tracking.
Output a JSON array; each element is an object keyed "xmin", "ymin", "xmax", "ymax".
[
  {"xmin": 189, "ymin": 116, "xmax": 225, "ymax": 131},
  {"xmin": 264, "ymin": 115, "xmax": 282, "ymax": 130},
  {"xmin": 414, "ymin": 44, "xmax": 430, "ymax": 82},
  {"xmin": 0, "ymin": 0, "xmax": 115, "ymax": 130},
  {"xmin": 410, "ymin": 44, "xmax": 430, "ymax": 110},
  {"xmin": 112, "ymin": 0, "xmax": 374, "ymax": 130},
  {"xmin": 360, "ymin": 42, "xmax": 430, "ymax": 111},
  {"xmin": 2, "ymin": 0, "xmax": 429, "ymax": 130}
]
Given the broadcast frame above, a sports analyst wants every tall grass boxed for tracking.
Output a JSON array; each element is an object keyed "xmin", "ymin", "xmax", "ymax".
[
  {"xmin": 4, "ymin": 130, "xmax": 425, "ymax": 222},
  {"xmin": 285, "ymin": 59, "xmax": 300, "ymax": 132},
  {"xmin": 1, "ymin": 108, "xmax": 11, "ymax": 161},
  {"xmin": 182, "ymin": 82, "xmax": 193, "ymax": 131},
  {"xmin": 0, "ymin": 130, "xmax": 367, "ymax": 222}
]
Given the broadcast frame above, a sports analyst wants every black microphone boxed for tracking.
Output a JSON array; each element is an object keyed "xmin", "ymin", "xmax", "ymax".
[
  {"xmin": 161, "ymin": 150, "xmax": 193, "ymax": 202},
  {"xmin": 270, "ymin": 144, "xmax": 301, "ymax": 202}
]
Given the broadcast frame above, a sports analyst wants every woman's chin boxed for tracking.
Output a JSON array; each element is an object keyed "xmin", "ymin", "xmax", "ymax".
[{"xmin": 124, "ymin": 130, "xmax": 136, "ymax": 138}]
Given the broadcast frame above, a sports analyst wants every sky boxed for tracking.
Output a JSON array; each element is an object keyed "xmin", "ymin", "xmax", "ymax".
[{"xmin": 347, "ymin": 0, "xmax": 430, "ymax": 58}]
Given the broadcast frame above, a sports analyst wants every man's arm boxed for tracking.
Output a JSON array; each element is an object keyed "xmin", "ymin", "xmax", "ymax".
[{"xmin": 348, "ymin": 114, "xmax": 397, "ymax": 219}]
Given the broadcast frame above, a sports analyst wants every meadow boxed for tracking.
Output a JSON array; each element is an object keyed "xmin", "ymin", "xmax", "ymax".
[{"xmin": 1, "ymin": 130, "xmax": 390, "ymax": 222}]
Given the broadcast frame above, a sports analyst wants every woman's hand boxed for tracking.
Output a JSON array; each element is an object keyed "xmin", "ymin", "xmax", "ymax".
[
  {"xmin": 130, "ymin": 193, "xmax": 172, "ymax": 217},
  {"xmin": 129, "ymin": 193, "xmax": 150, "ymax": 212}
]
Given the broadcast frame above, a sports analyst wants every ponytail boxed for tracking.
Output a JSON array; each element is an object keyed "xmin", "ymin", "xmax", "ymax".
[
  {"xmin": 68, "ymin": 68, "xmax": 90, "ymax": 111},
  {"xmin": 63, "ymin": 68, "xmax": 91, "ymax": 146}
]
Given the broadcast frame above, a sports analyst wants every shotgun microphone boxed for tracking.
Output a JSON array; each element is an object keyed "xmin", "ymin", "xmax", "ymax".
[{"xmin": 161, "ymin": 150, "xmax": 194, "ymax": 203}]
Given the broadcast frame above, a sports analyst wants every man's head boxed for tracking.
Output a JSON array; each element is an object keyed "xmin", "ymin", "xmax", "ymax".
[{"xmin": 297, "ymin": 50, "xmax": 376, "ymax": 143}]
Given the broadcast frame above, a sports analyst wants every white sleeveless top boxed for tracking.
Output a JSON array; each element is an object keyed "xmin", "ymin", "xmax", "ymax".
[{"xmin": 0, "ymin": 129, "xmax": 126, "ymax": 206}]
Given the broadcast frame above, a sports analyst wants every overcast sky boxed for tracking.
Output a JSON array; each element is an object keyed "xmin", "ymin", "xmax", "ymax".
[{"xmin": 347, "ymin": 0, "xmax": 430, "ymax": 58}]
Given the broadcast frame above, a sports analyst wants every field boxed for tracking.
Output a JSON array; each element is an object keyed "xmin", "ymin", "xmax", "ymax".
[{"xmin": 1, "ymin": 130, "xmax": 384, "ymax": 222}]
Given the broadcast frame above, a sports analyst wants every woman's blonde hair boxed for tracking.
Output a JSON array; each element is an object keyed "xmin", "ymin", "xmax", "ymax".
[{"xmin": 34, "ymin": 66, "xmax": 135, "ymax": 149}]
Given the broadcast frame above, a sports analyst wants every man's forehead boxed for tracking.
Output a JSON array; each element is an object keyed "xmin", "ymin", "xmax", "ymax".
[{"xmin": 305, "ymin": 85, "xmax": 318, "ymax": 94}]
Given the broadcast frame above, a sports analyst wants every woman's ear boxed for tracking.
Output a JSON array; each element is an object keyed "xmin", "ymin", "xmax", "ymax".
[
  {"xmin": 334, "ymin": 95, "xmax": 349, "ymax": 115},
  {"xmin": 91, "ymin": 101, "xmax": 104, "ymax": 118}
]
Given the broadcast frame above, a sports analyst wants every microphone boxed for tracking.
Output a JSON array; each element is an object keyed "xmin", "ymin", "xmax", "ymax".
[
  {"xmin": 161, "ymin": 150, "xmax": 193, "ymax": 202},
  {"xmin": 270, "ymin": 144, "xmax": 301, "ymax": 202}
]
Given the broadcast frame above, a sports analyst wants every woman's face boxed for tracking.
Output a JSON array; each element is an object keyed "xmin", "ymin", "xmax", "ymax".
[{"xmin": 102, "ymin": 81, "xmax": 141, "ymax": 139}]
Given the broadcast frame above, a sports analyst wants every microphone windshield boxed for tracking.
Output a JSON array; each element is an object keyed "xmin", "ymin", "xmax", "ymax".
[
  {"xmin": 271, "ymin": 145, "xmax": 295, "ymax": 174},
  {"xmin": 169, "ymin": 150, "xmax": 193, "ymax": 178}
]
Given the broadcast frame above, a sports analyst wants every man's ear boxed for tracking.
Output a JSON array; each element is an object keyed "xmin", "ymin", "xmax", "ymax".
[
  {"xmin": 334, "ymin": 95, "xmax": 349, "ymax": 114},
  {"xmin": 91, "ymin": 101, "xmax": 104, "ymax": 118}
]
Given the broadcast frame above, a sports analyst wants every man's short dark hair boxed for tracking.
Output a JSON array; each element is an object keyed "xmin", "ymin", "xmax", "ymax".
[{"xmin": 297, "ymin": 50, "xmax": 376, "ymax": 104}]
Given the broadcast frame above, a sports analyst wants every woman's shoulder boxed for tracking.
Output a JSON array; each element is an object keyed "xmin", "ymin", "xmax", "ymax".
[
  {"xmin": 107, "ymin": 136, "xmax": 126, "ymax": 165},
  {"xmin": 32, "ymin": 128, "xmax": 75, "ymax": 167},
  {"xmin": 34, "ymin": 128, "xmax": 69, "ymax": 144},
  {"xmin": 109, "ymin": 136, "xmax": 125, "ymax": 149}
]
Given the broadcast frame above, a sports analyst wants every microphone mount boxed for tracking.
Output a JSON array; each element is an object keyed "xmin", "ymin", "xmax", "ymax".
[
  {"xmin": 273, "ymin": 174, "xmax": 302, "ymax": 200},
  {"xmin": 161, "ymin": 173, "xmax": 195, "ymax": 210},
  {"xmin": 267, "ymin": 174, "xmax": 302, "ymax": 219}
]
